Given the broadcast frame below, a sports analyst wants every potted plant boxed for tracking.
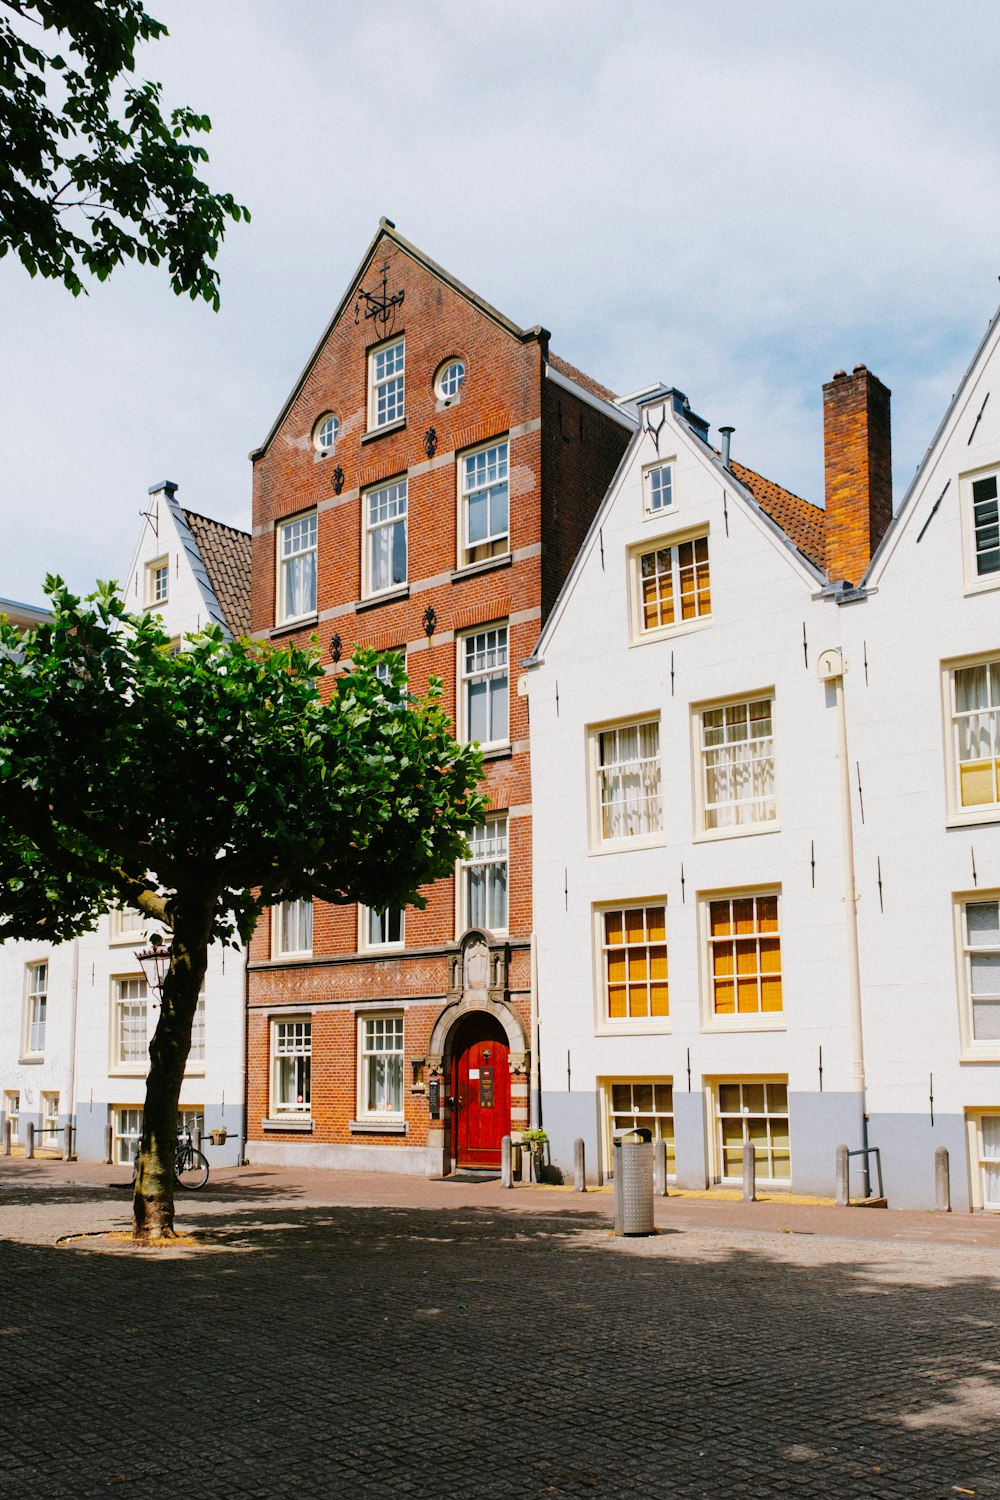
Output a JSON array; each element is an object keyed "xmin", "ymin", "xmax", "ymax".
[
  {"xmin": 209, "ymin": 1127, "xmax": 228, "ymax": 1147},
  {"xmin": 518, "ymin": 1127, "xmax": 549, "ymax": 1176}
]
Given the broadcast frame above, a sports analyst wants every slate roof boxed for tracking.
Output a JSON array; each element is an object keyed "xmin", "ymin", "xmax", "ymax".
[
  {"xmin": 182, "ymin": 510, "xmax": 252, "ymax": 639},
  {"xmin": 730, "ymin": 459, "xmax": 827, "ymax": 573}
]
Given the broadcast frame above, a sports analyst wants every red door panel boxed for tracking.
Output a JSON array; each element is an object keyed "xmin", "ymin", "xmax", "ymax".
[{"xmin": 451, "ymin": 1016, "xmax": 510, "ymax": 1169}]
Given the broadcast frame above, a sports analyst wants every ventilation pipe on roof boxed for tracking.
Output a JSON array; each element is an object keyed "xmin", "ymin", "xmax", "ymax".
[{"xmin": 719, "ymin": 426, "xmax": 735, "ymax": 470}]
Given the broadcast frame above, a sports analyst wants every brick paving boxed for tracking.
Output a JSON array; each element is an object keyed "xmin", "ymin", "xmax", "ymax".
[{"xmin": 2, "ymin": 1160, "xmax": 999, "ymax": 1498}]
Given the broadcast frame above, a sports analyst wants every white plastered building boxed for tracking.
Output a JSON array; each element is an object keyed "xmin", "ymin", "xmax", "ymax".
[{"xmin": 0, "ymin": 483, "xmax": 250, "ymax": 1167}]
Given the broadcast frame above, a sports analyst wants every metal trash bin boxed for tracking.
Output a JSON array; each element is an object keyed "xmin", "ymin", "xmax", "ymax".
[{"xmin": 613, "ymin": 1128, "xmax": 655, "ymax": 1236}]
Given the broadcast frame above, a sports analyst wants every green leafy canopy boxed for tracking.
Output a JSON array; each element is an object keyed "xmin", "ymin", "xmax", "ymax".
[
  {"xmin": 0, "ymin": 0, "xmax": 249, "ymax": 305},
  {"xmin": 0, "ymin": 580, "xmax": 487, "ymax": 947}
]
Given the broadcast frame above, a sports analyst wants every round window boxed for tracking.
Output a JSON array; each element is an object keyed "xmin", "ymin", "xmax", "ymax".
[
  {"xmin": 435, "ymin": 359, "xmax": 466, "ymax": 402},
  {"xmin": 314, "ymin": 412, "xmax": 339, "ymax": 452}
]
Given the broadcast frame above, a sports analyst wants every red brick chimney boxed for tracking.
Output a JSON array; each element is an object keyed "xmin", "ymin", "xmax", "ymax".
[{"xmin": 822, "ymin": 363, "xmax": 892, "ymax": 586}]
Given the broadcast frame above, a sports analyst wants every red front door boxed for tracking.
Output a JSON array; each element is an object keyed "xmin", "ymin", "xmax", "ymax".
[{"xmin": 451, "ymin": 1014, "xmax": 510, "ymax": 1169}]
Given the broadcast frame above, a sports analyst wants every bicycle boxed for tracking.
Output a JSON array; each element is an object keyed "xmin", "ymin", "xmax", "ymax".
[{"xmin": 132, "ymin": 1130, "xmax": 210, "ymax": 1190}]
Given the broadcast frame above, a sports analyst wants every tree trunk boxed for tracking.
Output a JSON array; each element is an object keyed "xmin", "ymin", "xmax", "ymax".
[{"xmin": 133, "ymin": 906, "xmax": 211, "ymax": 1240}]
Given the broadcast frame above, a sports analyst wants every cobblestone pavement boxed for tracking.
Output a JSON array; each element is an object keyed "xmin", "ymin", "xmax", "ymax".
[{"xmin": 2, "ymin": 1162, "xmax": 999, "ymax": 1499}]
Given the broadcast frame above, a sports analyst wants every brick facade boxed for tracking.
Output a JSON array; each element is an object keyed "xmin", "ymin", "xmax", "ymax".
[
  {"xmin": 246, "ymin": 222, "xmax": 631, "ymax": 1173},
  {"xmin": 823, "ymin": 363, "xmax": 893, "ymax": 585}
]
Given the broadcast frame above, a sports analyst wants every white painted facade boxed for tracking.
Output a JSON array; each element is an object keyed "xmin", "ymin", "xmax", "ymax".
[
  {"xmin": 0, "ymin": 484, "xmax": 248, "ymax": 1165},
  {"xmin": 529, "ymin": 323, "xmax": 1000, "ymax": 1211}
]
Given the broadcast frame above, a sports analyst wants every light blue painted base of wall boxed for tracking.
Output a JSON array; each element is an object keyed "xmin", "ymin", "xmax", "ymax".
[
  {"xmin": 541, "ymin": 1090, "xmax": 603, "ymax": 1184},
  {"xmin": 674, "ymin": 1091, "xmax": 708, "ymax": 1188},
  {"xmin": 868, "ymin": 1111, "xmax": 969, "ymax": 1213},
  {"xmin": 788, "ymin": 1091, "xmax": 864, "ymax": 1197},
  {"xmin": 72, "ymin": 1104, "xmax": 244, "ymax": 1167}
]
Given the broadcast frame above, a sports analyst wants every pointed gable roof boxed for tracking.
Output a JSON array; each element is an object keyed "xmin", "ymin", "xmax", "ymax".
[{"xmin": 181, "ymin": 510, "xmax": 252, "ymax": 639}]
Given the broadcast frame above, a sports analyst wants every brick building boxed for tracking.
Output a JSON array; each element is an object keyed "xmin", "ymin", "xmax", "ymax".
[{"xmin": 245, "ymin": 220, "xmax": 633, "ymax": 1174}]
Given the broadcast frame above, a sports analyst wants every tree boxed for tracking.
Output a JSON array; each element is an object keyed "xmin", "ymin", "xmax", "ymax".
[
  {"xmin": 1, "ymin": 0, "xmax": 249, "ymax": 306},
  {"xmin": 0, "ymin": 582, "xmax": 486, "ymax": 1238}
]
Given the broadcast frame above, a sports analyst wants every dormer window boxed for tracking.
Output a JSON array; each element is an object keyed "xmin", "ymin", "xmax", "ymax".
[{"xmin": 644, "ymin": 463, "xmax": 674, "ymax": 516}]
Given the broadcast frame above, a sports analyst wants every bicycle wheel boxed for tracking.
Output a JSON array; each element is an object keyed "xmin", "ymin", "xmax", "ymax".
[{"xmin": 175, "ymin": 1148, "xmax": 209, "ymax": 1190}]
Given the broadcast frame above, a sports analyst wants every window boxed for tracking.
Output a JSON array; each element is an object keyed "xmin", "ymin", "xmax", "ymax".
[
  {"xmin": 363, "ymin": 907, "xmax": 404, "ymax": 948},
  {"xmin": 602, "ymin": 905, "xmax": 668, "ymax": 1021},
  {"xmin": 460, "ymin": 440, "xmax": 508, "ymax": 567},
  {"xmin": 273, "ymin": 1019, "xmax": 311, "ymax": 1114},
  {"xmin": 41, "ymin": 1092, "xmax": 59, "ymax": 1139},
  {"xmin": 435, "ymin": 358, "xmax": 466, "ymax": 403},
  {"xmin": 314, "ymin": 412, "xmax": 339, "ymax": 453},
  {"xmin": 972, "ymin": 1113, "xmax": 1000, "ymax": 1210},
  {"xmin": 644, "ymin": 463, "xmax": 674, "ymax": 515},
  {"xmin": 189, "ymin": 991, "xmax": 206, "ymax": 1064},
  {"xmin": 24, "ymin": 962, "xmax": 47, "ymax": 1056},
  {"xmin": 4, "ymin": 1092, "xmax": 20, "ymax": 1146},
  {"xmin": 145, "ymin": 557, "xmax": 169, "ymax": 607},
  {"xmin": 698, "ymin": 697, "xmax": 776, "ymax": 832},
  {"xmin": 374, "ymin": 647, "xmax": 406, "ymax": 687},
  {"xmin": 593, "ymin": 719, "xmax": 662, "ymax": 845},
  {"xmin": 364, "ymin": 479, "xmax": 407, "ymax": 596},
  {"xmin": 460, "ymin": 818, "xmax": 508, "ymax": 933},
  {"xmin": 605, "ymin": 1080, "xmax": 674, "ymax": 1174},
  {"xmin": 360, "ymin": 1014, "xmax": 404, "ymax": 1117},
  {"xmin": 109, "ymin": 905, "xmax": 146, "ymax": 944},
  {"xmin": 274, "ymin": 900, "xmax": 313, "ymax": 957},
  {"xmin": 277, "ymin": 512, "xmax": 318, "ymax": 623},
  {"xmin": 112, "ymin": 1106, "xmax": 142, "ymax": 1166},
  {"xmin": 950, "ymin": 659, "xmax": 1000, "ymax": 815},
  {"xmin": 706, "ymin": 894, "xmax": 782, "ymax": 1020},
  {"xmin": 959, "ymin": 898, "xmax": 1000, "ymax": 1047},
  {"xmin": 715, "ymin": 1080, "xmax": 790, "ymax": 1183},
  {"xmin": 369, "ymin": 338, "xmax": 405, "ymax": 429},
  {"xmin": 971, "ymin": 473, "xmax": 1000, "ymax": 579},
  {"xmin": 632, "ymin": 532, "xmax": 711, "ymax": 640},
  {"xmin": 460, "ymin": 625, "xmax": 508, "ymax": 747},
  {"xmin": 113, "ymin": 977, "xmax": 148, "ymax": 1069}
]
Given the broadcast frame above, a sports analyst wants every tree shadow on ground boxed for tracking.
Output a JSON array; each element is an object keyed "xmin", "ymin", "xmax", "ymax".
[{"xmin": 2, "ymin": 1200, "xmax": 998, "ymax": 1498}]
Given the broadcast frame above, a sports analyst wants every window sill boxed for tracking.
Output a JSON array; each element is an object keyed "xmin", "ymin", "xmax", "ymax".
[
  {"xmin": 356, "ymin": 585, "xmax": 409, "ymax": 613},
  {"xmin": 272, "ymin": 951, "xmax": 314, "ymax": 963},
  {"xmin": 702, "ymin": 1016, "xmax": 786, "ymax": 1033},
  {"xmin": 262, "ymin": 1117, "xmax": 314, "ymax": 1133},
  {"xmin": 109, "ymin": 1066, "xmax": 147, "ymax": 1078},
  {"xmin": 963, "ymin": 574, "xmax": 1000, "ymax": 598},
  {"xmin": 361, "ymin": 418, "xmax": 407, "ymax": 445},
  {"xmin": 348, "ymin": 1118, "xmax": 407, "ymax": 1135},
  {"xmin": 631, "ymin": 617, "xmax": 713, "ymax": 647},
  {"xmin": 589, "ymin": 833, "xmax": 667, "ymax": 857},
  {"xmin": 945, "ymin": 810, "xmax": 1000, "ymax": 830},
  {"xmin": 17, "ymin": 1056, "xmax": 43, "ymax": 1067},
  {"xmin": 959, "ymin": 1050, "xmax": 1000, "ymax": 1065},
  {"xmin": 481, "ymin": 745, "xmax": 512, "ymax": 762},
  {"xmin": 270, "ymin": 614, "xmax": 318, "ymax": 640},
  {"xmin": 183, "ymin": 1065, "xmax": 206, "ymax": 1078},
  {"xmin": 451, "ymin": 553, "xmax": 512, "ymax": 584},
  {"xmin": 693, "ymin": 821, "xmax": 781, "ymax": 844},
  {"xmin": 595, "ymin": 1021, "xmax": 672, "ymax": 1037}
]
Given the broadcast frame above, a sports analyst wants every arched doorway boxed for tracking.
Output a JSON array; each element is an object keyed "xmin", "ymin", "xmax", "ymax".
[{"xmin": 450, "ymin": 1010, "xmax": 511, "ymax": 1170}]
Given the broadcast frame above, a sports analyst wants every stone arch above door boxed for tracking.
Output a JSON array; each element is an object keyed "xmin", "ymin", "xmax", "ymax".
[{"xmin": 426, "ymin": 995, "xmax": 528, "ymax": 1077}]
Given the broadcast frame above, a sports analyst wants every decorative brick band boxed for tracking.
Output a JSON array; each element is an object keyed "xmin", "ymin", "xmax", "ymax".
[
  {"xmin": 453, "ymin": 595, "xmax": 511, "ymax": 632},
  {"xmin": 453, "ymin": 414, "xmax": 510, "ymax": 453}
]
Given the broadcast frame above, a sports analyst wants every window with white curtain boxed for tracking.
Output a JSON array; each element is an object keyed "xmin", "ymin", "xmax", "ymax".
[
  {"xmin": 459, "ymin": 625, "xmax": 508, "ymax": 747},
  {"xmin": 460, "ymin": 818, "xmax": 508, "ymax": 933},
  {"xmin": 359, "ymin": 1014, "xmax": 404, "ymax": 1117},
  {"xmin": 274, "ymin": 900, "xmax": 313, "ymax": 957},
  {"xmin": 364, "ymin": 479, "xmax": 408, "ymax": 596},
  {"xmin": 698, "ymin": 696, "xmax": 776, "ymax": 832},
  {"xmin": 975, "ymin": 1114, "xmax": 1000, "ymax": 1210},
  {"xmin": 593, "ymin": 719, "xmax": 662, "ymax": 845},
  {"xmin": 277, "ymin": 512, "xmax": 317, "ymax": 623},
  {"xmin": 951, "ymin": 659, "xmax": 1000, "ymax": 814},
  {"xmin": 961, "ymin": 899, "xmax": 1000, "ymax": 1044}
]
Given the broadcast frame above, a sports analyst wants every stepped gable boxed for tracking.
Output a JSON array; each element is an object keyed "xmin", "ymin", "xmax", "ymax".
[
  {"xmin": 182, "ymin": 510, "xmax": 252, "ymax": 639},
  {"xmin": 730, "ymin": 459, "xmax": 827, "ymax": 573}
]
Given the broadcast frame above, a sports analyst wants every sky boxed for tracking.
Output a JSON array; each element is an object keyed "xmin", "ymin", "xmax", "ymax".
[{"xmin": 3, "ymin": 0, "xmax": 1000, "ymax": 606}]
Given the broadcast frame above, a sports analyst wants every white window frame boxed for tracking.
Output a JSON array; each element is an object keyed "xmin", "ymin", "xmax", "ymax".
[
  {"xmin": 628, "ymin": 526, "xmax": 712, "ymax": 645},
  {"xmin": 109, "ymin": 905, "xmax": 146, "ymax": 945},
  {"xmin": 271, "ymin": 1016, "xmax": 312, "ymax": 1116},
  {"xmin": 188, "ymin": 989, "xmax": 207, "ymax": 1067},
  {"xmin": 458, "ymin": 816, "xmax": 508, "ymax": 935},
  {"xmin": 458, "ymin": 438, "xmax": 509, "ymax": 568},
  {"xmin": 111, "ymin": 975, "xmax": 149, "ymax": 1074},
  {"xmin": 41, "ymin": 1092, "xmax": 59, "ymax": 1139},
  {"xmin": 699, "ymin": 886, "xmax": 784, "ymax": 1031},
  {"xmin": 594, "ymin": 901, "xmax": 670, "ymax": 1035},
  {"xmin": 435, "ymin": 357, "xmax": 466, "ymax": 404},
  {"xmin": 363, "ymin": 478, "xmax": 408, "ymax": 598},
  {"xmin": 276, "ymin": 511, "xmax": 318, "ymax": 625},
  {"xmin": 22, "ymin": 961, "xmax": 47, "ymax": 1058},
  {"xmin": 693, "ymin": 693, "xmax": 778, "ymax": 838},
  {"xmin": 588, "ymin": 716, "xmax": 663, "ymax": 851},
  {"xmin": 711, "ymin": 1077, "xmax": 791, "ymax": 1186},
  {"xmin": 273, "ymin": 900, "xmax": 313, "ymax": 958},
  {"xmin": 643, "ymin": 461, "xmax": 675, "ymax": 517},
  {"xmin": 357, "ymin": 1011, "xmax": 405, "ymax": 1120},
  {"xmin": 960, "ymin": 465, "xmax": 1000, "ymax": 595},
  {"xmin": 967, "ymin": 1110, "xmax": 1000, "ymax": 1211},
  {"xmin": 374, "ymin": 647, "xmax": 407, "ymax": 688},
  {"xmin": 4, "ymin": 1092, "xmax": 20, "ymax": 1146},
  {"xmin": 944, "ymin": 653, "xmax": 1000, "ymax": 825},
  {"xmin": 458, "ymin": 623, "xmax": 509, "ymax": 749},
  {"xmin": 145, "ymin": 556, "xmax": 169, "ymax": 607},
  {"xmin": 601, "ymin": 1077, "xmax": 675, "ymax": 1179},
  {"xmin": 368, "ymin": 337, "xmax": 405, "ymax": 430},
  {"xmin": 360, "ymin": 906, "xmax": 405, "ymax": 951},
  {"xmin": 954, "ymin": 890, "xmax": 1000, "ymax": 1060},
  {"xmin": 314, "ymin": 411, "xmax": 339, "ymax": 454},
  {"xmin": 112, "ymin": 1106, "xmax": 143, "ymax": 1166}
]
